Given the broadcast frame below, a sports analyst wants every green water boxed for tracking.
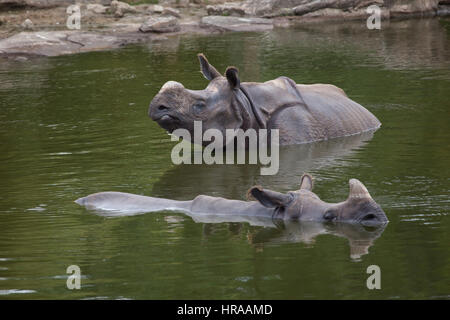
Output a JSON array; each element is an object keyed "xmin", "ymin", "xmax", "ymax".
[{"xmin": 0, "ymin": 18, "xmax": 449, "ymax": 299}]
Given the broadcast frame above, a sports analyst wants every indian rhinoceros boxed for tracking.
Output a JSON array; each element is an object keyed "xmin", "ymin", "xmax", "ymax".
[
  {"xmin": 75, "ymin": 174, "xmax": 388, "ymax": 225},
  {"xmin": 148, "ymin": 54, "xmax": 381, "ymax": 146}
]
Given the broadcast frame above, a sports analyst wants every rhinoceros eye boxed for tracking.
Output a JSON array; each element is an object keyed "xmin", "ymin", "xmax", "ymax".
[
  {"xmin": 192, "ymin": 102, "xmax": 206, "ymax": 114},
  {"xmin": 324, "ymin": 209, "xmax": 337, "ymax": 221}
]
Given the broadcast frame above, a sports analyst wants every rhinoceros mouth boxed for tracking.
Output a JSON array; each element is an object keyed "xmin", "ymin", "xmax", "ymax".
[
  {"xmin": 154, "ymin": 114, "xmax": 180, "ymax": 133},
  {"xmin": 358, "ymin": 212, "xmax": 388, "ymax": 226}
]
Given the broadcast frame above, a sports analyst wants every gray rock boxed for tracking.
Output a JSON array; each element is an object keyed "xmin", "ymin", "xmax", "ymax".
[
  {"xmin": 0, "ymin": 0, "xmax": 112, "ymax": 10},
  {"xmin": 150, "ymin": 4, "xmax": 164, "ymax": 13},
  {"xmin": 242, "ymin": 0, "xmax": 306, "ymax": 16},
  {"xmin": 206, "ymin": 3, "xmax": 246, "ymax": 17},
  {"xmin": 162, "ymin": 7, "xmax": 181, "ymax": 18},
  {"xmin": 201, "ymin": 15, "xmax": 273, "ymax": 32},
  {"xmin": 0, "ymin": 31, "xmax": 123, "ymax": 57},
  {"xmin": 437, "ymin": 3, "xmax": 450, "ymax": 16},
  {"xmin": 66, "ymin": 32, "xmax": 122, "ymax": 51},
  {"xmin": 87, "ymin": 3, "xmax": 108, "ymax": 14},
  {"xmin": 139, "ymin": 16, "xmax": 180, "ymax": 33},
  {"xmin": 0, "ymin": 0, "xmax": 73, "ymax": 10},
  {"xmin": 242, "ymin": 0, "xmax": 441, "ymax": 18},
  {"xmin": 158, "ymin": 0, "xmax": 189, "ymax": 8},
  {"xmin": 14, "ymin": 55, "xmax": 28, "ymax": 61},
  {"xmin": 0, "ymin": 0, "xmax": 24, "ymax": 8},
  {"xmin": 389, "ymin": 0, "xmax": 439, "ymax": 17},
  {"xmin": 110, "ymin": 0, "xmax": 138, "ymax": 17},
  {"xmin": 96, "ymin": 0, "xmax": 112, "ymax": 5},
  {"xmin": 133, "ymin": 4, "xmax": 150, "ymax": 12},
  {"xmin": 81, "ymin": 0, "xmax": 112, "ymax": 5},
  {"xmin": 21, "ymin": 18, "xmax": 33, "ymax": 30}
]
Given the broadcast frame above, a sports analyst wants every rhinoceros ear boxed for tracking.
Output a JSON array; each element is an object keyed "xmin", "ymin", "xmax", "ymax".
[
  {"xmin": 247, "ymin": 186, "xmax": 292, "ymax": 208},
  {"xmin": 198, "ymin": 53, "xmax": 221, "ymax": 81},
  {"xmin": 225, "ymin": 67, "xmax": 240, "ymax": 90},
  {"xmin": 348, "ymin": 179, "xmax": 372, "ymax": 200},
  {"xmin": 300, "ymin": 173, "xmax": 314, "ymax": 191}
]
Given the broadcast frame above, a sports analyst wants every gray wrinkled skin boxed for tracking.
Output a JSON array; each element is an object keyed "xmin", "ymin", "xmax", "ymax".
[
  {"xmin": 148, "ymin": 54, "xmax": 381, "ymax": 146},
  {"xmin": 75, "ymin": 174, "xmax": 388, "ymax": 225}
]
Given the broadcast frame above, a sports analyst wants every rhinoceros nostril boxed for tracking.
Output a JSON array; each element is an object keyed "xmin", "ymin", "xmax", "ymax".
[
  {"xmin": 158, "ymin": 105, "xmax": 169, "ymax": 111},
  {"xmin": 362, "ymin": 214, "xmax": 377, "ymax": 221}
]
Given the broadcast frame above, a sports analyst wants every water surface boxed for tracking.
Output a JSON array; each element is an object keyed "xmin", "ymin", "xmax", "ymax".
[{"xmin": 0, "ymin": 18, "xmax": 449, "ymax": 299}]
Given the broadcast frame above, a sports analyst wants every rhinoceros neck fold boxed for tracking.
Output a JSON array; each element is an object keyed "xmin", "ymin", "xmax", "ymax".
[
  {"xmin": 238, "ymin": 85, "xmax": 267, "ymax": 130},
  {"xmin": 238, "ymin": 78, "xmax": 309, "ymax": 132},
  {"xmin": 280, "ymin": 76, "xmax": 308, "ymax": 107}
]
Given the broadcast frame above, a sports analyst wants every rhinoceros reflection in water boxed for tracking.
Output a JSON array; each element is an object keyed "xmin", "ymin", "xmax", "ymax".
[
  {"xmin": 151, "ymin": 130, "xmax": 375, "ymax": 200},
  {"xmin": 185, "ymin": 208, "xmax": 387, "ymax": 259},
  {"xmin": 75, "ymin": 173, "xmax": 388, "ymax": 225},
  {"xmin": 245, "ymin": 221, "xmax": 387, "ymax": 260}
]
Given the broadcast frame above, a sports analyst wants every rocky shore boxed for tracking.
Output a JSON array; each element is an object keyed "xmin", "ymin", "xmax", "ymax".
[{"xmin": 0, "ymin": 0, "xmax": 449, "ymax": 59}]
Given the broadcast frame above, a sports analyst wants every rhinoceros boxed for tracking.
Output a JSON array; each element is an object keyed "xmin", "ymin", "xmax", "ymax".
[
  {"xmin": 75, "ymin": 174, "xmax": 388, "ymax": 225},
  {"xmin": 148, "ymin": 54, "xmax": 381, "ymax": 146}
]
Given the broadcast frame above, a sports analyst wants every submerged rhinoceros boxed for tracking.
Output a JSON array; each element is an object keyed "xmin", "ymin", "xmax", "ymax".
[
  {"xmin": 148, "ymin": 54, "xmax": 381, "ymax": 145},
  {"xmin": 75, "ymin": 174, "xmax": 388, "ymax": 225}
]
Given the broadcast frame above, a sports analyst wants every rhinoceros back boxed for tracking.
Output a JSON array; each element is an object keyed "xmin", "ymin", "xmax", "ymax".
[
  {"xmin": 300, "ymin": 84, "xmax": 380, "ymax": 138},
  {"xmin": 75, "ymin": 191, "xmax": 191, "ymax": 213},
  {"xmin": 269, "ymin": 83, "xmax": 381, "ymax": 144},
  {"xmin": 190, "ymin": 195, "xmax": 272, "ymax": 217}
]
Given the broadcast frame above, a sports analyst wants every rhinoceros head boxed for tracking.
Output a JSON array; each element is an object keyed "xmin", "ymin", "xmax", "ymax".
[
  {"xmin": 148, "ymin": 54, "xmax": 244, "ymax": 143},
  {"xmin": 248, "ymin": 174, "xmax": 388, "ymax": 225}
]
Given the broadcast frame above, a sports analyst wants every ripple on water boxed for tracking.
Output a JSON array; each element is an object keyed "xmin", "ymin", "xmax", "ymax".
[{"xmin": 0, "ymin": 289, "xmax": 37, "ymax": 295}]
